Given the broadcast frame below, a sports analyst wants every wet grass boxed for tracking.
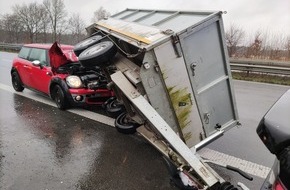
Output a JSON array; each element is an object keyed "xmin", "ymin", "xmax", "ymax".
[{"xmin": 232, "ymin": 72, "xmax": 290, "ymax": 86}]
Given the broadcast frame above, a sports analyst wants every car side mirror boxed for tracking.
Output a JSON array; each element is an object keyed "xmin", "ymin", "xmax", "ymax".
[{"xmin": 32, "ymin": 60, "xmax": 43, "ymax": 69}]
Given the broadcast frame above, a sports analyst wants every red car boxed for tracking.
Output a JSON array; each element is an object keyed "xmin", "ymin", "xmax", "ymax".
[{"xmin": 11, "ymin": 42, "xmax": 114, "ymax": 110}]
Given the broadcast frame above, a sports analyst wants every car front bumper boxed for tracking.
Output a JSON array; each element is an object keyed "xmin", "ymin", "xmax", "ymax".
[{"xmin": 69, "ymin": 88, "xmax": 114, "ymax": 106}]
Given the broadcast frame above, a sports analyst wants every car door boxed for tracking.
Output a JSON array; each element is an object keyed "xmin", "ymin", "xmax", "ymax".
[
  {"xmin": 28, "ymin": 48, "xmax": 52, "ymax": 94},
  {"xmin": 16, "ymin": 47, "xmax": 32, "ymax": 86}
]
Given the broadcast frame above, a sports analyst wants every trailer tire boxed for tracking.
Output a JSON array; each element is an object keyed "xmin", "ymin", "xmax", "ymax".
[
  {"xmin": 279, "ymin": 146, "xmax": 290, "ymax": 188},
  {"xmin": 78, "ymin": 41, "xmax": 117, "ymax": 68},
  {"xmin": 219, "ymin": 182, "xmax": 238, "ymax": 190},
  {"xmin": 103, "ymin": 97, "xmax": 125, "ymax": 118},
  {"xmin": 115, "ymin": 112, "xmax": 139, "ymax": 134},
  {"xmin": 73, "ymin": 35, "xmax": 103, "ymax": 56}
]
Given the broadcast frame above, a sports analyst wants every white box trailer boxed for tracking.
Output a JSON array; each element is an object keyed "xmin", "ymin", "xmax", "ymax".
[{"xmin": 79, "ymin": 8, "xmax": 249, "ymax": 190}]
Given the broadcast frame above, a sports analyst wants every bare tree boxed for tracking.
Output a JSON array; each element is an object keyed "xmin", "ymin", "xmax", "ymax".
[
  {"xmin": 91, "ymin": 7, "xmax": 110, "ymax": 23},
  {"xmin": 286, "ymin": 36, "xmax": 290, "ymax": 60},
  {"xmin": 1, "ymin": 13, "xmax": 24, "ymax": 43},
  {"xmin": 268, "ymin": 34, "xmax": 286, "ymax": 60},
  {"xmin": 0, "ymin": 16, "xmax": 4, "ymax": 42},
  {"xmin": 245, "ymin": 31, "xmax": 263, "ymax": 58},
  {"xmin": 43, "ymin": 0, "xmax": 67, "ymax": 42},
  {"xmin": 225, "ymin": 24, "xmax": 245, "ymax": 57},
  {"xmin": 68, "ymin": 13, "xmax": 86, "ymax": 44},
  {"xmin": 13, "ymin": 2, "xmax": 47, "ymax": 43},
  {"xmin": 39, "ymin": 8, "xmax": 50, "ymax": 43}
]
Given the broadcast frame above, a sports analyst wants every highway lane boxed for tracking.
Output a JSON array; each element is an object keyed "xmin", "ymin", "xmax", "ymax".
[
  {"xmin": 0, "ymin": 51, "xmax": 16, "ymax": 86},
  {"xmin": 0, "ymin": 89, "xmax": 177, "ymax": 190},
  {"xmin": 1, "ymin": 51, "xmax": 290, "ymax": 189},
  {"xmin": 0, "ymin": 51, "xmax": 178, "ymax": 190}
]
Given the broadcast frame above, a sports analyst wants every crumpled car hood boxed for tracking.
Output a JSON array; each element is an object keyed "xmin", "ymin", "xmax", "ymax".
[{"xmin": 49, "ymin": 42, "xmax": 78, "ymax": 72}]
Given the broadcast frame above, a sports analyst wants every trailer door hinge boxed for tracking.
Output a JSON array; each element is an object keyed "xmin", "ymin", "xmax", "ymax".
[
  {"xmin": 171, "ymin": 35, "xmax": 182, "ymax": 57},
  {"xmin": 204, "ymin": 113, "xmax": 210, "ymax": 124}
]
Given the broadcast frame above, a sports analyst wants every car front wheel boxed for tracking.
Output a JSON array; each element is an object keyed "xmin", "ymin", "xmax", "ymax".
[
  {"xmin": 11, "ymin": 71, "xmax": 24, "ymax": 92},
  {"xmin": 53, "ymin": 85, "xmax": 69, "ymax": 110}
]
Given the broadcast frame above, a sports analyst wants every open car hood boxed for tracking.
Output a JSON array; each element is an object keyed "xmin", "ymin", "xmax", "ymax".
[{"xmin": 49, "ymin": 42, "xmax": 78, "ymax": 72}]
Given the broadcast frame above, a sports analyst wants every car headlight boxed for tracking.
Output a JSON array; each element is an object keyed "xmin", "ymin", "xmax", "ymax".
[{"xmin": 66, "ymin": 76, "xmax": 83, "ymax": 88}]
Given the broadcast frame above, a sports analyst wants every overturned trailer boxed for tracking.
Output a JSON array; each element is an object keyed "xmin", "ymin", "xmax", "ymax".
[{"xmin": 76, "ymin": 9, "xmax": 248, "ymax": 189}]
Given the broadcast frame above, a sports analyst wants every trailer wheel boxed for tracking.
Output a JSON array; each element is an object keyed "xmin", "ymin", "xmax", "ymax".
[
  {"xmin": 219, "ymin": 182, "xmax": 238, "ymax": 190},
  {"xmin": 279, "ymin": 146, "xmax": 290, "ymax": 187},
  {"xmin": 78, "ymin": 41, "xmax": 117, "ymax": 68},
  {"xmin": 103, "ymin": 97, "xmax": 125, "ymax": 118},
  {"xmin": 73, "ymin": 35, "xmax": 103, "ymax": 56},
  {"xmin": 163, "ymin": 157, "xmax": 198, "ymax": 190},
  {"xmin": 115, "ymin": 112, "xmax": 139, "ymax": 134}
]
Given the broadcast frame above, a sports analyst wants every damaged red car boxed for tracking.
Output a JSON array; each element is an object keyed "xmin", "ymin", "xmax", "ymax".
[{"xmin": 11, "ymin": 42, "xmax": 114, "ymax": 110}]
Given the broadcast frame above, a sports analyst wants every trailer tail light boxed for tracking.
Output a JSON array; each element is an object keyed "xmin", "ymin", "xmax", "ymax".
[{"xmin": 273, "ymin": 179, "xmax": 287, "ymax": 190}]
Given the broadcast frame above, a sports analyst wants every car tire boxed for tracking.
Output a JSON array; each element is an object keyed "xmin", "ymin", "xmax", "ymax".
[
  {"xmin": 52, "ymin": 85, "xmax": 69, "ymax": 110},
  {"xmin": 73, "ymin": 35, "xmax": 103, "ymax": 56},
  {"xmin": 78, "ymin": 41, "xmax": 117, "ymax": 68},
  {"xmin": 279, "ymin": 146, "xmax": 290, "ymax": 188},
  {"xmin": 103, "ymin": 97, "xmax": 125, "ymax": 118},
  {"xmin": 115, "ymin": 112, "xmax": 140, "ymax": 134},
  {"xmin": 11, "ymin": 71, "xmax": 24, "ymax": 92}
]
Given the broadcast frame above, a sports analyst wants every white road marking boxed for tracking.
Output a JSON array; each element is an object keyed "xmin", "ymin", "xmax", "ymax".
[
  {"xmin": 0, "ymin": 82, "xmax": 271, "ymax": 179},
  {"xmin": 0, "ymin": 83, "xmax": 114, "ymax": 127},
  {"xmin": 2, "ymin": 58, "xmax": 12, "ymax": 62},
  {"xmin": 199, "ymin": 147, "xmax": 271, "ymax": 179}
]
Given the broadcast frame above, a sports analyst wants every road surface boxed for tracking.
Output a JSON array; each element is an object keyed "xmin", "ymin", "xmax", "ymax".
[{"xmin": 1, "ymin": 51, "xmax": 289, "ymax": 189}]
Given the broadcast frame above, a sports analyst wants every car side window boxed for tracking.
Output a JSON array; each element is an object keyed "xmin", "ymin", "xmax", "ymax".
[
  {"xmin": 28, "ymin": 48, "xmax": 48, "ymax": 66},
  {"xmin": 18, "ymin": 47, "xmax": 31, "ymax": 60}
]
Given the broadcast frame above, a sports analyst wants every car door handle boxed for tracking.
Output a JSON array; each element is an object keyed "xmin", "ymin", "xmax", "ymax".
[{"xmin": 46, "ymin": 71, "xmax": 52, "ymax": 76}]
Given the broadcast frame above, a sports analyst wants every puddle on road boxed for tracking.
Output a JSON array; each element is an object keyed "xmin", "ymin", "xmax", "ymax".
[
  {"xmin": 0, "ymin": 92, "xmax": 105, "ymax": 189},
  {"xmin": 0, "ymin": 91, "xmax": 176, "ymax": 190}
]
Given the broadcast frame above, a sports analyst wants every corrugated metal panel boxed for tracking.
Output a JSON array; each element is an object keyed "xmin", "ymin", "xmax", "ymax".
[{"xmin": 111, "ymin": 9, "xmax": 218, "ymax": 33}]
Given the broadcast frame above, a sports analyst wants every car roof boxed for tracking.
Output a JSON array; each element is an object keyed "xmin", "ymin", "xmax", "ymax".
[{"xmin": 23, "ymin": 43, "xmax": 74, "ymax": 50}]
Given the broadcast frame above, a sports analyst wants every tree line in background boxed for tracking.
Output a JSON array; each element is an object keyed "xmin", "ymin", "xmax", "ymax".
[
  {"xmin": 1, "ymin": 1, "xmax": 289, "ymax": 61},
  {"xmin": 226, "ymin": 24, "xmax": 290, "ymax": 61},
  {"xmin": 0, "ymin": 0, "xmax": 110, "ymax": 45}
]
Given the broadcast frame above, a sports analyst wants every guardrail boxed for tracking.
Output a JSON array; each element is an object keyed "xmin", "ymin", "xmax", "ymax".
[
  {"xmin": 1, "ymin": 43, "xmax": 290, "ymax": 76},
  {"xmin": 230, "ymin": 59, "xmax": 290, "ymax": 76},
  {"xmin": 0, "ymin": 43, "xmax": 22, "ymax": 52}
]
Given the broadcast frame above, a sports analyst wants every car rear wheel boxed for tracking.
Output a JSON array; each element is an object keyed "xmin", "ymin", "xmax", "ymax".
[
  {"xmin": 115, "ymin": 112, "xmax": 140, "ymax": 134},
  {"xmin": 78, "ymin": 41, "xmax": 117, "ymax": 68},
  {"xmin": 53, "ymin": 85, "xmax": 69, "ymax": 110},
  {"xmin": 73, "ymin": 35, "xmax": 103, "ymax": 56},
  {"xmin": 11, "ymin": 71, "xmax": 24, "ymax": 92}
]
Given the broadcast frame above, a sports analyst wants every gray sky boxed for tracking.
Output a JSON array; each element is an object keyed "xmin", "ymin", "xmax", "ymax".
[{"xmin": 1, "ymin": 0, "xmax": 289, "ymax": 39}]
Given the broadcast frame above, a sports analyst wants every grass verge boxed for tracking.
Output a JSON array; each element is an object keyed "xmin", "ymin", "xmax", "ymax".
[{"xmin": 232, "ymin": 72, "xmax": 290, "ymax": 86}]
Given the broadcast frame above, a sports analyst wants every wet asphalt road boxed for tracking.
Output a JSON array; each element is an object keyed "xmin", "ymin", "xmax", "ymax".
[
  {"xmin": 0, "ymin": 52, "xmax": 178, "ymax": 189},
  {"xmin": 1, "ymin": 51, "xmax": 290, "ymax": 189},
  {"xmin": 0, "ymin": 89, "xmax": 177, "ymax": 190}
]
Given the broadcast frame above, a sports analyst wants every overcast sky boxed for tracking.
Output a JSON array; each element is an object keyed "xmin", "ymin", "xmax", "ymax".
[{"xmin": 1, "ymin": 0, "xmax": 289, "ymax": 39}]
